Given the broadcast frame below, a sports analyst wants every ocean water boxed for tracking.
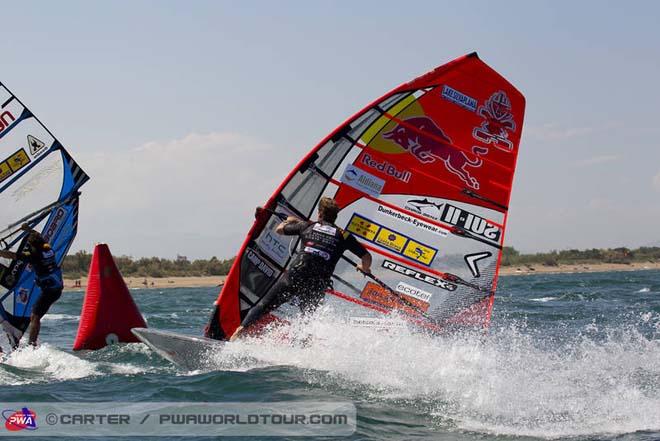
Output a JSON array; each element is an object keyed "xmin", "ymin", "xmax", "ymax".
[{"xmin": 1, "ymin": 270, "xmax": 659, "ymax": 440}]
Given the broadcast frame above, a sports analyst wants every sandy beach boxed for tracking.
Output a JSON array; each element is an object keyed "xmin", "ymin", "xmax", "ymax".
[
  {"xmin": 61, "ymin": 262, "xmax": 660, "ymax": 291},
  {"xmin": 63, "ymin": 275, "xmax": 227, "ymax": 292}
]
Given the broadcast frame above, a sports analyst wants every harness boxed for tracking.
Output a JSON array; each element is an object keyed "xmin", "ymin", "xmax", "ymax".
[
  {"xmin": 292, "ymin": 222, "xmax": 344, "ymax": 278},
  {"xmin": 29, "ymin": 246, "xmax": 63, "ymax": 290}
]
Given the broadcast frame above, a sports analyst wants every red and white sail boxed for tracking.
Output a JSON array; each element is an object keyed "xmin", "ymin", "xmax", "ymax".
[{"xmin": 205, "ymin": 53, "xmax": 525, "ymax": 339}]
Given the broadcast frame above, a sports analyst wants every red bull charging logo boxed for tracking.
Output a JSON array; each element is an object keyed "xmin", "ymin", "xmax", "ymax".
[{"xmin": 383, "ymin": 116, "xmax": 487, "ymax": 189}]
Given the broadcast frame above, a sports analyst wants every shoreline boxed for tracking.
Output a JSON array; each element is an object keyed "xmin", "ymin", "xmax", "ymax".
[
  {"xmin": 63, "ymin": 275, "xmax": 226, "ymax": 292},
  {"xmin": 61, "ymin": 262, "xmax": 660, "ymax": 291},
  {"xmin": 499, "ymin": 261, "xmax": 660, "ymax": 276}
]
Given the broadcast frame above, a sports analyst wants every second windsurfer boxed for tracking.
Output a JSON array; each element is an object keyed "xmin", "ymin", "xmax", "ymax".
[{"xmin": 0, "ymin": 224, "xmax": 64, "ymax": 349}]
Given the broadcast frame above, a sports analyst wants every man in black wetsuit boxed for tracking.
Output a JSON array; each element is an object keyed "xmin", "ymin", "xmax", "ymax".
[
  {"xmin": 230, "ymin": 197, "xmax": 372, "ymax": 341},
  {"xmin": 0, "ymin": 224, "xmax": 64, "ymax": 348}
]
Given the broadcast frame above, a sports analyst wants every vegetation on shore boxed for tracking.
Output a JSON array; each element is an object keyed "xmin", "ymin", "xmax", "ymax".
[
  {"xmin": 61, "ymin": 246, "xmax": 660, "ymax": 279},
  {"xmin": 62, "ymin": 251, "xmax": 235, "ymax": 279},
  {"xmin": 501, "ymin": 246, "xmax": 660, "ymax": 267}
]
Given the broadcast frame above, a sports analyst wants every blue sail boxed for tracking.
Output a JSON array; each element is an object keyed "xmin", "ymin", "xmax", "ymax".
[{"xmin": 0, "ymin": 82, "xmax": 89, "ymax": 342}]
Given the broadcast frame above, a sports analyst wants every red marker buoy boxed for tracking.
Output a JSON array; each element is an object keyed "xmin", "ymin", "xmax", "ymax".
[{"xmin": 73, "ymin": 244, "xmax": 147, "ymax": 350}]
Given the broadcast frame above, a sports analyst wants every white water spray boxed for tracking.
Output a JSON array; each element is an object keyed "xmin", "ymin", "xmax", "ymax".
[{"xmin": 212, "ymin": 307, "xmax": 660, "ymax": 438}]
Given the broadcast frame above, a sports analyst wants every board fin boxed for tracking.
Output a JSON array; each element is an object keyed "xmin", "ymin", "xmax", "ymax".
[{"xmin": 73, "ymin": 244, "xmax": 146, "ymax": 350}]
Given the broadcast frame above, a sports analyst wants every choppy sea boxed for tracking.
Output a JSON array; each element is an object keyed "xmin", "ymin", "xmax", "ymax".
[{"xmin": 1, "ymin": 270, "xmax": 659, "ymax": 440}]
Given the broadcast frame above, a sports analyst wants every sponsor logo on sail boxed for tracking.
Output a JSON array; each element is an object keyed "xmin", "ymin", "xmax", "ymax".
[
  {"xmin": 349, "ymin": 316, "xmax": 406, "ymax": 329},
  {"xmin": 381, "ymin": 260, "xmax": 456, "ymax": 291},
  {"xmin": 345, "ymin": 214, "xmax": 379, "ymax": 241},
  {"xmin": 0, "ymin": 149, "xmax": 31, "ymax": 184},
  {"xmin": 439, "ymin": 204, "xmax": 501, "ymax": 242},
  {"xmin": 0, "ymin": 162, "xmax": 12, "ymax": 183},
  {"xmin": 464, "ymin": 251, "xmax": 492, "ymax": 278},
  {"xmin": 376, "ymin": 205, "xmax": 447, "ymax": 238},
  {"xmin": 441, "ymin": 85, "xmax": 478, "ymax": 112},
  {"xmin": 402, "ymin": 240, "xmax": 436, "ymax": 266},
  {"xmin": 340, "ymin": 164, "xmax": 385, "ymax": 197},
  {"xmin": 17, "ymin": 288, "xmax": 29, "ymax": 304},
  {"xmin": 360, "ymin": 281, "xmax": 430, "ymax": 313},
  {"xmin": 246, "ymin": 250, "xmax": 275, "ymax": 278},
  {"xmin": 473, "ymin": 90, "xmax": 516, "ymax": 152},
  {"xmin": 7, "ymin": 149, "xmax": 30, "ymax": 171},
  {"xmin": 1, "ymin": 251, "xmax": 28, "ymax": 289},
  {"xmin": 346, "ymin": 214, "xmax": 437, "ymax": 266},
  {"xmin": 258, "ymin": 230, "xmax": 289, "ymax": 266},
  {"xmin": 0, "ymin": 110, "xmax": 15, "ymax": 134},
  {"xmin": 405, "ymin": 198, "xmax": 501, "ymax": 243},
  {"xmin": 360, "ymin": 154, "xmax": 411, "ymax": 183},
  {"xmin": 375, "ymin": 228, "xmax": 406, "ymax": 253},
  {"xmin": 27, "ymin": 135, "xmax": 47, "ymax": 156},
  {"xmin": 405, "ymin": 198, "xmax": 443, "ymax": 218},
  {"xmin": 43, "ymin": 207, "xmax": 67, "ymax": 242},
  {"xmin": 395, "ymin": 281, "xmax": 433, "ymax": 303}
]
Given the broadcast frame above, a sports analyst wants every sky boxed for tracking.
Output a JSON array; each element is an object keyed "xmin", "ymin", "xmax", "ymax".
[{"xmin": 3, "ymin": 1, "xmax": 660, "ymax": 258}]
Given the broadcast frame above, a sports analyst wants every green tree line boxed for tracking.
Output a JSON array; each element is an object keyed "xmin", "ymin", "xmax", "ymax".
[
  {"xmin": 61, "ymin": 246, "xmax": 660, "ymax": 278},
  {"xmin": 501, "ymin": 246, "xmax": 660, "ymax": 267},
  {"xmin": 62, "ymin": 251, "xmax": 235, "ymax": 278}
]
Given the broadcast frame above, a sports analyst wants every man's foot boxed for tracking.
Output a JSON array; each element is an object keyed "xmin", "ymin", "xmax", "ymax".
[
  {"xmin": 5, "ymin": 332, "xmax": 19, "ymax": 350},
  {"xmin": 1, "ymin": 322, "xmax": 21, "ymax": 350},
  {"xmin": 229, "ymin": 326, "xmax": 244, "ymax": 342}
]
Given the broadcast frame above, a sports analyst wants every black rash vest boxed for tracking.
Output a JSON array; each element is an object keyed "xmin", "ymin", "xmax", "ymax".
[{"xmin": 282, "ymin": 220, "xmax": 367, "ymax": 278}]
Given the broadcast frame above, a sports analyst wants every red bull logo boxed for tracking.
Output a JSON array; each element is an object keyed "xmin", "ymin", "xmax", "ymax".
[
  {"xmin": 0, "ymin": 111, "xmax": 15, "ymax": 133},
  {"xmin": 473, "ymin": 90, "xmax": 516, "ymax": 152},
  {"xmin": 382, "ymin": 116, "xmax": 487, "ymax": 189}
]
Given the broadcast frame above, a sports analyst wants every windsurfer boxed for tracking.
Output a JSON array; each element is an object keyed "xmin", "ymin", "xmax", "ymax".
[
  {"xmin": 230, "ymin": 197, "xmax": 371, "ymax": 341},
  {"xmin": 0, "ymin": 224, "xmax": 64, "ymax": 349}
]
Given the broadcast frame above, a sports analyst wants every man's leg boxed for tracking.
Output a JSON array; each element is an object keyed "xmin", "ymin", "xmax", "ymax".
[
  {"xmin": 230, "ymin": 276, "xmax": 294, "ymax": 341},
  {"xmin": 28, "ymin": 288, "xmax": 61, "ymax": 347},
  {"xmin": 28, "ymin": 313, "xmax": 41, "ymax": 347}
]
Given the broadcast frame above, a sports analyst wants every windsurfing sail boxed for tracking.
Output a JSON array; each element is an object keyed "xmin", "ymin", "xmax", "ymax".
[
  {"xmin": 0, "ymin": 82, "xmax": 89, "ymax": 345},
  {"xmin": 205, "ymin": 52, "xmax": 525, "ymax": 340}
]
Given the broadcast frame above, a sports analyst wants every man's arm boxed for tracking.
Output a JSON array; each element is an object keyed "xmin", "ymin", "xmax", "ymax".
[
  {"xmin": 254, "ymin": 205, "xmax": 305, "ymax": 235},
  {"xmin": 356, "ymin": 252, "xmax": 372, "ymax": 275},
  {"xmin": 275, "ymin": 216, "xmax": 305, "ymax": 235},
  {"xmin": 20, "ymin": 223, "xmax": 34, "ymax": 233},
  {"xmin": 0, "ymin": 225, "xmax": 37, "ymax": 260},
  {"xmin": 344, "ymin": 234, "xmax": 372, "ymax": 274},
  {"xmin": 0, "ymin": 250, "xmax": 18, "ymax": 260}
]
